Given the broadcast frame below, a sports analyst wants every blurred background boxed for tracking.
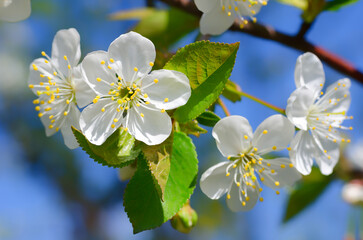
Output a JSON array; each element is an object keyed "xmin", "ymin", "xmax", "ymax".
[{"xmin": 0, "ymin": 0, "xmax": 363, "ymax": 239}]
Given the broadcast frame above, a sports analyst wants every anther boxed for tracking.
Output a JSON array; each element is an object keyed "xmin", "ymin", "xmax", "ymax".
[
  {"xmin": 227, "ymin": 194, "xmax": 231, "ymax": 200},
  {"xmin": 101, "ymin": 108, "xmax": 105, "ymax": 112},
  {"xmin": 149, "ymin": 62, "xmax": 154, "ymax": 67},
  {"xmin": 64, "ymin": 111, "xmax": 68, "ymax": 116},
  {"xmin": 244, "ymin": 135, "xmax": 248, "ymax": 140},
  {"xmin": 63, "ymin": 55, "xmax": 68, "ymax": 61},
  {"xmin": 276, "ymin": 191, "xmax": 280, "ymax": 195},
  {"xmin": 29, "ymin": 84, "xmax": 34, "ymax": 89},
  {"xmin": 275, "ymin": 181, "xmax": 280, "ymax": 186},
  {"xmin": 97, "ymin": 78, "xmax": 101, "ymax": 82},
  {"xmin": 41, "ymin": 51, "xmax": 46, "ymax": 56},
  {"xmin": 110, "ymin": 58, "xmax": 114, "ymax": 63},
  {"xmin": 259, "ymin": 197, "xmax": 264, "ymax": 202},
  {"xmin": 140, "ymin": 113, "xmax": 144, "ymax": 117},
  {"xmin": 164, "ymin": 98, "xmax": 169, "ymax": 102},
  {"xmin": 134, "ymin": 67, "xmax": 138, "ymax": 72},
  {"xmin": 263, "ymin": 130, "xmax": 268, "ymax": 134},
  {"xmin": 272, "ymin": 146, "xmax": 277, "ymax": 150},
  {"xmin": 35, "ymin": 106, "xmax": 40, "ymax": 111},
  {"xmin": 161, "ymin": 109, "xmax": 165, "ymax": 113}
]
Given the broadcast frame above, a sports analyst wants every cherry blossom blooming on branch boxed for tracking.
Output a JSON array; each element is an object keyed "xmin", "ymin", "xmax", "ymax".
[
  {"xmin": 286, "ymin": 52, "xmax": 353, "ymax": 175},
  {"xmin": 79, "ymin": 31, "xmax": 191, "ymax": 146},
  {"xmin": 200, "ymin": 115, "xmax": 301, "ymax": 211},
  {"xmin": 28, "ymin": 28, "xmax": 95, "ymax": 149},
  {"xmin": 194, "ymin": 0, "xmax": 268, "ymax": 35}
]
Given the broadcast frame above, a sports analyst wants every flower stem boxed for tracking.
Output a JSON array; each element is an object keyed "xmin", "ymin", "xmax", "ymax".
[
  {"xmin": 240, "ymin": 91, "xmax": 286, "ymax": 115},
  {"xmin": 217, "ymin": 98, "xmax": 230, "ymax": 116}
]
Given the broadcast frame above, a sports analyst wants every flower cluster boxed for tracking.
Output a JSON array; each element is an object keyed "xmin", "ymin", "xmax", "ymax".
[
  {"xmin": 200, "ymin": 52, "xmax": 352, "ymax": 211},
  {"xmin": 194, "ymin": 0, "xmax": 268, "ymax": 35},
  {"xmin": 28, "ymin": 29, "xmax": 191, "ymax": 148}
]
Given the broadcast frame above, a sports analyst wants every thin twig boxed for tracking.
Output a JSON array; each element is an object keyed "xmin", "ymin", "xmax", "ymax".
[
  {"xmin": 217, "ymin": 98, "xmax": 231, "ymax": 116},
  {"xmin": 239, "ymin": 91, "xmax": 286, "ymax": 115},
  {"xmin": 158, "ymin": 0, "xmax": 363, "ymax": 84}
]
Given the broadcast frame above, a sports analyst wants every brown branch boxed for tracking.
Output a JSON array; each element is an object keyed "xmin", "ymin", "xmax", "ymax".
[{"xmin": 158, "ymin": 0, "xmax": 363, "ymax": 84}]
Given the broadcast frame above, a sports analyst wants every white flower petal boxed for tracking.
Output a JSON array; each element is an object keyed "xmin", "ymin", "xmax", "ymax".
[
  {"xmin": 80, "ymin": 98, "xmax": 121, "ymax": 145},
  {"xmin": 194, "ymin": 0, "xmax": 218, "ymax": 12},
  {"xmin": 51, "ymin": 28, "xmax": 81, "ymax": 77},
  {"xmin": 253, "ymin": 114, "xmax": 295, "ymax": 155},
  {"xmin": 28, "ymin": 58, "xmax": 55, "ymax": 93},
  {"xmin": 72, "ymin": 65, "xmax": 97, "ymax": 108},
  {"xmin": 60, "ymin": 103, "xmax": 80, "ymax": 149},
  {"xmin": 142, "ymin": 69, "xmax": 191, "ymax": 110},
  {"xmin": 0, "ymin": 0, "xmax": 30, "ymax": 22},
  {"xmin": 127, "ymin": 104, "xmax": 172, "ymax": 145},
  {"xmin": 227, "ymin": 183, "xmax": 259, "ymax": 212},
  {"xmin": 199, "ymin": 7, "xmax": 235, "ymax": 35},
  {"xmin": 200, "ymin": 161, "xmax": 232, "ymax": 199},
  {"xmin": 289, "ymin": 130, "xmax": 315, "ymax": 175},
  {"xmin": 212, "ymin": 116, "xmax": 253, "ymax": 158},
  {"xmin": 286, "ymin": 86, "xmax": 316, "ymax": 130},
  {"xmin": 294, "ymin": 52, "xmax": 325, "ymax": 95},
  {"xmin": 236, "ymin": 1, "xmax": 262, "ymax": 16},
  {"xmin": 311, "ymin": 130, "xmax": 340, "ymax": 175},
  {"xmin": 40, "ymin": 114, "xmax": 58, "ymax": 137},
  {"xmin": 81, "ymin": 51, "xmax": 116, "ymax": 96},
  {"xmin": 108, "ymin": 31, "xmax": 155, "ymax": 82},
  {"xmin": 317, "ymin": 78, "xmax": 351, "ymax": 114},
  {"xmin": 260, "ymin": 158, "xmax": 301, "ymax": 189}
]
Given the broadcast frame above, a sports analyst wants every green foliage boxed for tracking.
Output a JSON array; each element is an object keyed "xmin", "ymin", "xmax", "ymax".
[
  {"xmin": 177, "ymin": 120, "xmax": 208, "ymax": 137},
  {"xmin": 324, "ymin": 0, "xmax": 359, "ymax": 11},
  {"xmin": 164, "ymin": 41, "xmax": 240, "ymax": 123},
  {"xmin": 72, "ymin": 127, "xmax": 140, "ymax": 168},
  {"xmin": 222, "ymin": 80, "xmax": 243, "ymax": 102},
  {"xmin": 141, "ymin": 135, "xmax": 173, "ymax": 201},
  {"xmin": 283, "ymin": 167, "xmax": 333, "ymax": 222},
  {"xmin": 111, "ymin": 7, "xmax": 198, "ymax": 50},
  {"xmin": 196, "ymin": 111, "xmax": 221, "ymax": 127},
  {"xmin": 276, "ymin": 0, "xmax": 308, "ymax": 9},
  {"xmin": 124, "ymin": 132, "xmax": 198, "ymax": 233}
]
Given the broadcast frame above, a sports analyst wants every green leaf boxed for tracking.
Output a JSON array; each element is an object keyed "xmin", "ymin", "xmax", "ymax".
[
  {"xmin": 324, "ymin": 0, "xmax": 359, "ymax": 11},
  {"xmin": 196, "ymin": 111, "xmax": 221, "ymax": 127},
  {"xmin": 132, "ymin": 8, "xmax": 198, "ymax": 50},
  {"xmin": 109, "ymin": 7, "xmax": 156, "ymax": 20},
  {"xmin": 276, "ymin": 0, "xmax": 308, "ymax": 9},
  {"xmin": 164, "ymin": 41, "xmax": 240, "ymax": 122},
  {"xmin": 178, "ymin": 120, "xmax": 208, "ymax": 137},
  {"xmin": 283, "ymin": 167, "xmax": 333, "ymax": 222},
  {"xmin": 72, "ymin": 127, "xmax": 140, "ymax": 168},
  {"xmin": 222, "ymin": 80, "xmax": 243, "ymax": 102},
  {"xmin": 141, "ymin": 135, "xmax": 173, "ymax": 201},
  {"xmin": 124, "ymin": 132, "xmax": 198, "ymax": 233}
]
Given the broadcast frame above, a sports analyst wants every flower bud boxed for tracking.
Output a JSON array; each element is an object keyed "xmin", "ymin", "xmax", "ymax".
[
  {"xmin": 170, "ymin": 201, "xmax": 198, "ymax": 233},
  {"xmin": 342, "ymin": 180, "xmax": 363, "ymax": 206}
]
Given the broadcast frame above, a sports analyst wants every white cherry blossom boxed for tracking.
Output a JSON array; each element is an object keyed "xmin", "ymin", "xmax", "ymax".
[
  {"xmin": 79, "ymin": 31, "xmax": 191, "ymax": 146},
  {"xmin": 286, "ymin": 52, "xmax": 353, "ymax": 175},
  {"xmin": 28, "ymin": 28, "xmax": 95, "ymax": 149},
  {"xmin": 194, "ymin": 0, "xmax": 268, "ymax": 35},
  {"xmin": 200, "ymin": 115, "xmax": 301, "ymax": 211},
  {"xmin": 0, "ymin": 0, "xmax": 31, "ymax": 22}
]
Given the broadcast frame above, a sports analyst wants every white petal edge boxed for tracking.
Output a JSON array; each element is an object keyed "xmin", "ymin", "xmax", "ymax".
[
  {"xmin": 286, "ymin": 86, "xmax": 316, "ymax": 131},
  {"xmin": 127, "ymin": 104, "xmax": 172, "ymax": 145},
  {"xmin": 142, "ymin": 69, "xmax": 191, "ymax": 110},
  {"xmin": 0, "ymin": 0, "xmax": 31, "ymax": 22},
  {"xmin": 289, "ymin": 130, "xmax": 315, "ymax": 175},
  {"xmin": 200, "ymin": 161, "xmax": 232, "ymax": 199},
  {"xmin": 212, "ymin": 116, "xmax": 253, "ymax": 158},
  {"xmin": 194, "ymin": 0, "xmax": 218, "ymax": 13},
  {"xmin": 51, "ymin": 28, "xmax": 81, "ymax": 77},
  {"xmin": 253, "ymin": 114, "xmax": 295, "ymax": 155},
  {"xmin": 294, "ymin": 52, "xmax": 325, "ymax": 95},
  {"xmin": 60, "ymin": 103, "xmax": 80, "ymax": 149},
  {"xmin": 108, "ymin": 31, "xmax": 155, "ymax": 83},
  {"xmin": 72, "ymin": 65, "xmax": 97, "ymax": 108},
  {"xmin": 260, "ymin": 158, "xmax": 301, "ymax": 189},
  {"xmin": 227, "ymin": 183, "xmax": 259, "ymax": 212},
  {"xmin": 81, "ymin": 50, "xmax": 116, "ymax": 96},
  {"xmin": 199, "ymin": 7, "xmax": 235, "ymax": 35},
  {"xmin": 80, "ymin": 98, "xmax": 122, "ymax": 145}
]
